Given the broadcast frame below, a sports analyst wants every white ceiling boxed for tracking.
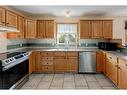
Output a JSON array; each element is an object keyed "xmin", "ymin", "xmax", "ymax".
[{"xmin": 11, "ymin": 6, "xmax": 127, "ymax": 17}]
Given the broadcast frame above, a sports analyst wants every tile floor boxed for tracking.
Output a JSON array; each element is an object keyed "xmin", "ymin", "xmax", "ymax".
[{"xmin": 21, "ymin": 73, "xmax": 117, "ymax": 90}]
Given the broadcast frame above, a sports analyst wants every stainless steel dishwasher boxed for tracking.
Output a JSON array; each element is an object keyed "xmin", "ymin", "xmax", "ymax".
[{"xmin": 79, "ymin": 52, "xmax": 96, "ymax": 73}]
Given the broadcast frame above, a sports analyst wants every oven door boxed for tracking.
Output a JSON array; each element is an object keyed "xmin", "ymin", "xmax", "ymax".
[{"xmin": 2, "ymin": 59, "xmax": 29, "ymax": 89}]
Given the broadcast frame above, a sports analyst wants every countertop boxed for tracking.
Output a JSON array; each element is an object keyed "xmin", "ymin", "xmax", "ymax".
[
  {"xmin": 99, "ymin": 50, "xmax": 127, "ymax": 60},
  {"xmin": 1, "ymin": 47, "xmax": 127, "ymax": 61}
]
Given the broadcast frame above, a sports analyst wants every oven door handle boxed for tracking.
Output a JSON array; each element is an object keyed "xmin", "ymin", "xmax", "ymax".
[{"xmin": 3, "ymin": 57, "xmax": 28, "ymax": 71}]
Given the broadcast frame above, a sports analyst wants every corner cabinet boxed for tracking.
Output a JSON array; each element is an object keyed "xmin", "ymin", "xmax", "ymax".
[
  {"xmin": 37, "ymin": 20, "xmax": 54, "ymax": 38},
  {"xmin": 0, "ymin": 7, "xmax": 5, "ymax": 25},
  {"xmin": 25, "ymin": 19, "xmax": 36, "ymax": 39}
]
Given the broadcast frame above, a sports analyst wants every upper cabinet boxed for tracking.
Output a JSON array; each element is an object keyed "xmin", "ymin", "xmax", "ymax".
[
  {"xmin": 79, "ymin": 20, "xmax": 113, "ymax": 39},
  {"xmin": 37, "ymin": 20, "xmax": 54, "ymax": 38},
  {"xmin": 7, "ymin": 16, "xmax": 25, "ymax": 39},
  {"xmin": 91, "ymin": 20, "xmax": 103, "ymax": 38},
  {"xmin": 79, "ymin": 20, "xmax": 91, "ymax": 39},
  {"xmin": 25, "ymin": 19, "xmax": 36, "ymax": 39},
  {"xmin": 6, "ymin": 10, "xmax": 17, "ymax": 28},
  {"xmin": 102, "ymin": 20, "xmax": 112, "ymax": 39},
  {"xmin": 0, "ymin": 7, "xmax": 5, "ymax": 26}
]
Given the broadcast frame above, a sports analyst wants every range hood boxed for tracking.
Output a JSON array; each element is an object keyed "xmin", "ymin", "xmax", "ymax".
[{"xmin": 0, "ymin": 25, "xmax": 20, "ymax": 32}]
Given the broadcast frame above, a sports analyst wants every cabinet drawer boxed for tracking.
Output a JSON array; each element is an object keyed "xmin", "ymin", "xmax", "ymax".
[
  {"xmin": 54, "ymin": 52, "xmax": 66, "ymax": 57},
  {"xmin": 118, "ymin": 58, "xmax": 127, "ymax": 68},
  {"xmin": 106, "ymin": 53, "xmax": 117, "ymax": 63},
  {"xmin": 41, "ymin": 57, "xmax": 53, "ymax": 61},
  {"xmin": 67, "ymin": 52, "xmax": 78, "ymax": 57},
  {"xmin": 41, "ymin": 52, "xmax": 53, "ymax": 57},
  {"xmin": 42, "ymin": 61, "xmax": 53, "ymax": 65},
  {"xmin": 42, "ymin": 66, "xmax": 54, "ymax": 72}
]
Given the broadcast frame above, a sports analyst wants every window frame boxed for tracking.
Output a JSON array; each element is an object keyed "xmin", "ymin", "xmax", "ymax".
[{"xmin": 56, "ymin": 23, "xmax": 78, "ymax": 45}]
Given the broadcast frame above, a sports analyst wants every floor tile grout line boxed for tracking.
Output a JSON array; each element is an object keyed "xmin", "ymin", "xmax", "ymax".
[
  {"xmin": 48, "ymin": 74, "xmax": 55, "ymax": 89},
  {"xmin": 83, "ymin": 74, "xmax": 90, "ymax": 89},
  {"xmin": 62, "ymin": 73, "xmax": 65, "ymax": 89},
  {"xmin": 35, "ymin": 74, "xmax": 45, "ymax": 89}
]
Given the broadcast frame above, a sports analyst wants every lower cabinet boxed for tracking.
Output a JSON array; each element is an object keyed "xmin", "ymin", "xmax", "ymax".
[
  {"xmin": 54, "ymin": 57, "xmax": 67, "ymax": 72},
  {"xmin": 118, "ymin": 59, "xmax": 127, "ymax": 89},
  {"xmin": 29, "ymin": 51, "xmax": 39, "ymax": 74},
  {"xmin": 96, "ymin": 51, "xmax": 106, "ymax": 73},
  {"xmin": 29, "ymin": 51, "xmax": 78, "ymax": 74},
  {"xmin": 106, "ymin": 53, "xmax": 118, "ymax": 85}
]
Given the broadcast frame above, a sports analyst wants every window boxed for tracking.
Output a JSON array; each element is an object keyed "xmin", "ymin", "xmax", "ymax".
[{"xmin": 57, "ymin": 23, "xmax": 77, "ymax": 44}]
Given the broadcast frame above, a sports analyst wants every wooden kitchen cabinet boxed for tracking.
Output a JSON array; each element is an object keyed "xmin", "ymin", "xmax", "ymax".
[
  {"xmin": 7, "ymin": 16, "xmax": 25, "ymax": 39},
  {"xmin": 67, "ymin": 52, "xmax": 78, "ymax": 73},
  {"xmin": 41, "ymin": 52, "xmax": 54, "ymax": 73},
  {"xmin": 106, "ymin": 53, "xmax": 118, "ymax": 85},
  {"xmin": 118, "ymin": 59, "xmax": 127, "ymax": 89},
  {"xmin": 54, "ymin": 57, "xmax": 67, "ymax": 72},
  {"xmin": 29, "ymin": 51, "xmax": 37, "ymax": 74},
  {"xmin": 96, "ymin": 51, "xmax": 106, "ymax": 73},
  {"xmin": 0, "ymin": 7, "xmax": 5, "ymax": 25},
  {"xmin": 54, "ymin": 52, "xmax": 67, "ymax": 72},
  {"xmin": 91, "ymin": 20, "xmax": 103, "ymax": 38},
  {"xmin": 96, "ymin": 51, "xmax": 103, "ymax": 72},
  {"xmin": 102, "ymin": 20, "xmax": 112, "ymax": 39},
  {"xmin": 37, "ymin": 20, "xmax": 54, "ymax": 38},
  {"xmin": 79, "ymin": 20, "xmax": 91, "ymax": 39},
  {"xmin": 25, "ymin": 19, "xmax": 36, "ymax": 39},
  {"xmin": 6, "ymin": 10, "xmax": 17, "ymax": 28}
]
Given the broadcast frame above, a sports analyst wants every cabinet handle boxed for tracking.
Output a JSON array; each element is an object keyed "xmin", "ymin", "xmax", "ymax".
[
  {"xmin": 47, "ymin": 67, "xmax": 48, "ymax": 69},
  {"xmin": 115, "ymin": 65, "xmax": 118, "ymax": 67},
  {"xmin": 126, "ymin": 64, "xmax": 127, "ymax": 66},
  {"xmin": 2, "ymin": 22, "xmax": 5, "ymax": 24},
  {"xmin": 6, "ymin": 22, "xmax": 9, "ymax": 24}
]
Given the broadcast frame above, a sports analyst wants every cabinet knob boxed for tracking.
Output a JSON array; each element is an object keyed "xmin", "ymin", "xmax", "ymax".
[
  {"xmin": 126, "ymin": 64, "xmax": 127, "ymax": 66},
  {"xmin": 109, "ymin": 57, "xmax": 112, "ymax": 59},
  {"xmin": 47, "ymin": 63, "xmax": 48, "ymax": 64}
]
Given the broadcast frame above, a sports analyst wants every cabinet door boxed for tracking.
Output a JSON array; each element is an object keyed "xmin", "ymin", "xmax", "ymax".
[
  {"xmin": 106, "ymin": 60, "xmax": 111, "ymax": 78},
  {"xmin": 103, "ymin": 20, "xmax": 112, "ymax": 39},
  {"xmin": 46, "ymin": 20, "xmax": 54, "ymax": 38},
  {"xmin": 0, "ymin": 7, "xmax": 5, "ymax": 25},
  {"xmin": 37, "ymin": 20, "xmax": 46, "ymax": 38},
  {"xmin": 96, "ymin": 51, "xmax": 103, "ymax": 72},
  {"xmin": 67, "ymin": 57, "xmax": 78, "ymax": 73},
  {"xmin": 54, "ymin": 57, "xmax": 67, "ymax": 72},
  {"xmin": 25, "ymin": 19, "xmax": 36, "ymax": 39},
  {"xmin": 7, "ymin": 16, "xmax": 25, "ymax": 39},
  {"xmin": 29, "ymin": 51, "xmax": 37, "ymax": 74},
  {"xmin": 91, "ymin": 21, "xmax": 103, "ymax": 38},
  {"xmin": 110, "ymin": 62, "xmax": 118, "ymax": 85},
  {"xmin": 106, "ymin": 60, "xmax": 117, "ymax": 85},
  {"xmin": 35, "ymin": 51, "xmax": 42, "ymax": 72},
  {"xmin": 6, "ymin": 11, "xmax": 17, "ymax": 28},
  {"xmin": 80, "ymin": 20, "xmax": 91, "ymax": 39},
  {"xmin": 118, "ymin": 66, "xmax": 127, "ymax": 89}
]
